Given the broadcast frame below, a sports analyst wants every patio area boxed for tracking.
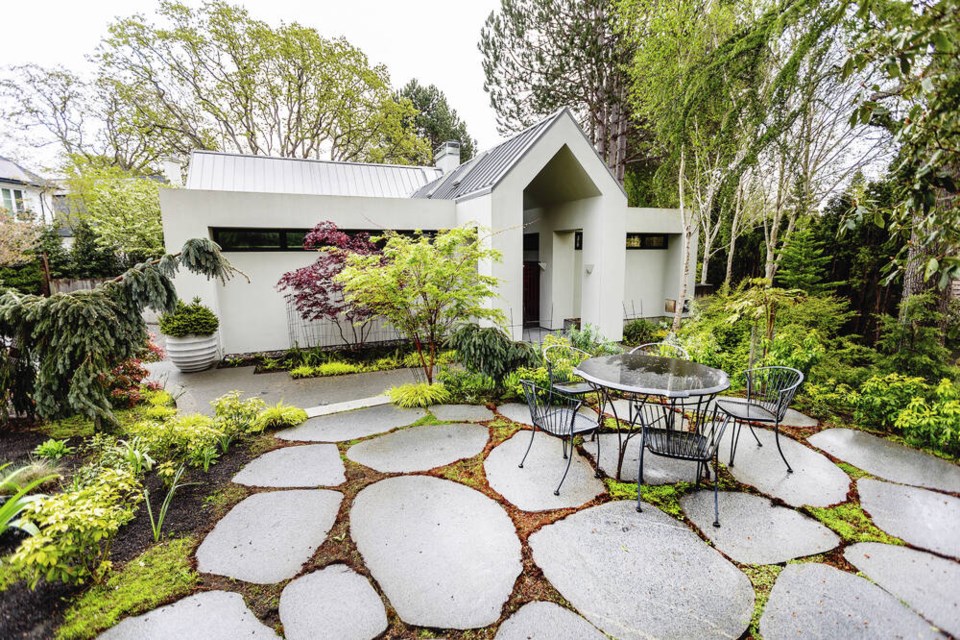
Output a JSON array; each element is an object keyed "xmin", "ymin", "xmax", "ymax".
[{"xmin": 101, "ymin": 368, "xmax": 960, "ymax": 639}]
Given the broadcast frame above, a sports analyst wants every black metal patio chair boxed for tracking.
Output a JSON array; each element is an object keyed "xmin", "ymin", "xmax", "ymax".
[
  {"xmin": 635, "ymin": 393, "xmax": 729, "ymax": 526},
  {"xmin": 519, "ymin": 380, "xmax": 602, "ymax": 495},
  {"xmin": 542, "ymin": 343, "xmax": 594, "ymax": 396},
  {"xmin": 714, "ymin": 366, "xmax": 804, "ymax": 472},
  {"xmin": 628, "ymin": 342, "xmax": 690, "ymax": 360}
]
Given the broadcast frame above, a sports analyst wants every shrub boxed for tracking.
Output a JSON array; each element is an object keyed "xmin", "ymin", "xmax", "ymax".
[
  {"xmin": 876, "ymin": 292, "xmax": 957, "ymax": 382},
  {"xmin": 106, "ymin": 358, "xmax": 150, "ymax": 408},
  {"xmin": 158, "ymin": 297, "xmax": 219, "ymax": 337},
  {"xmin": 437, "ymin": 368, "xmax": 498, "ymax": 404},
  {"xmin": 211, "ymin": 391, "xmax": 266, "ymax": 435},
  {"xmin": 622, "ymin": 318, "xmax": 658, "ymax": 346},
  {"xmin": 315, "ymin": 362, "xmax": 361, "ymax": 376},
  {"xmin": 852, "ymin": 374, "xmax": 931, "ymax": 431},
  {"xmin": 9, "ymin": 466, "xmax": 142, "ymax": 587},
  {"xmin": 254, "ymin": 403, "xmax": 308, "ymax": 431},
  {"xmin": 566, "ymin": 323, "xmax": 620, "ymax": 355},
  {"xmin": 125, "ymin": 414, "xmax": 224, "ymax": 468},
  {"xmin": 34, "ymin": 439, "xmax": 75, "ymax": 461},
  {"xmin": 795, "ymin": 379, "xmax": 855, "ymax": 420},
  {"xmin": 388, "ymin": 383, "xmax": 451, "ymax": 408},
  {"xmin": 895, "ymin": 379, "xmax": 960, "ymax": 457},
  {"xmin": 503, "ymin": 366, "xmax": 553, "ymax": 401},
  {"xmin": 446, "ymin": 324, "xmax": 539, "ymax": 383},
  {"xmin": 289, "ymin": 365, "xmax": 316, "ymax": 379}
]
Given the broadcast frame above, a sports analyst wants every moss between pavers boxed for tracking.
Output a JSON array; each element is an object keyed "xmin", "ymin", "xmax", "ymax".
[
  {"xmin": 202, "ymin": 484, "xmax": 250, "ymax": 519},
  {"xmin": 603, "ymin": 479, "xmax": 696, "ymax": 519},
  {"xmin": 741, "ymin": 564, "xmax": 783, "ymax": 639},
  {"xmin": 835, "ymin": 461, "xmax": 873, "ymax": 480},
  {"xmin": 804, "ymin": 502, "xmax": 904, "ymax": 545},
  {"xmin": 55, "ymin": 537, "xmax": 199, "ymax": 640}
]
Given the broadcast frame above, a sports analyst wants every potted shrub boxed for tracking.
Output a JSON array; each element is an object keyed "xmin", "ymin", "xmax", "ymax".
[{"xmin": 159, "ymin": 297, "xmax": 220, "ymax": 372}]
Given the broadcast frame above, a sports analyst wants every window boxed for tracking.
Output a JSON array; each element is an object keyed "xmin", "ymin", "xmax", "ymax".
[
  {"xmin": 574, "ymin": 231, "xmax": 583, "ymax": 250},
  {"xmin": 210, "ymin": 227, "xmax": 436, "ymax": 252},
  {"xmin": 626, "ymin": 233, "xmax": 668, "ymax": 250},
  {"xmin": 523, "ymin": 233, "xmax": 539, "ymax": 251},
  {"xmin": 1, "ymin": 188, "xmax": 25, "ymax": 214}
]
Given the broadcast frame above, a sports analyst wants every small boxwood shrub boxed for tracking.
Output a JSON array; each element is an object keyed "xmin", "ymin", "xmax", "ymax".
[
  {"xmin": 622, "ymin": 318, "xmax": 658, "ymax": 346},
  {"xmin": 388, "ymin": 383, "xmax": 450, "ymax": 408},
  {"xmin": 158, "ymin": 297, "xmax": 219, "ymax": 337}
]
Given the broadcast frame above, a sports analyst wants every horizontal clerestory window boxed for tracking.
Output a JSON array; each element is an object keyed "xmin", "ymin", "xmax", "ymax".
[
  {"xmin": 573, "ymin": 232, "xmax": 668, "ymax": 251},
  {"xmin": 210, "ymin": 227, "xmax": 435, "ymax": 252}
]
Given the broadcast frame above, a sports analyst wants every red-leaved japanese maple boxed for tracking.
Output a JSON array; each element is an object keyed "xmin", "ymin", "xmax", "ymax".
[{"xmin": 277, "ymin": 221, "xmax": 380, "ymax": 348}]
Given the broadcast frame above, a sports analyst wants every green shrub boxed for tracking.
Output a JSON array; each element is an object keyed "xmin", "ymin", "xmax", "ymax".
[
  {"xmin": 503, "ymin": 365, "xmax": 553, "ymax": 400},
  {"xmin": 9, "ymin": 466, "xmax": 142, "ymax": 587},
  {"xmin": 315, "ymin": 361, "xmax": 361, "ymax": 376},
  {"xmin": 894, "ymin": 379, "xmax": 960, "ymax": 457},
  {"xmin": 125, "ymin": 414, "xmax": 224, "ymax": 468},
  {"xmin": 34, "ymin": 439, "xmax": 75, "ymax": 461},
  {"xmin": 795, "ymin": 379, "xmax": 855, "ymax": 420},
  {"xmin": 876, "ymin": 292, "xmax": 957, "ymax": 382},
  {"xmin": 211, "ymin": 391, "xmax": 266, "ymax": 435},
  {"xmin": 158, "ymin": 297, "xmax": 219, "ymax": 337},
  {"xmin": 437, "ymin": 368, "xmax": 498, "ymax": 404},
  {"xmin": 852, "ymin": 374, "xmax": 931, "ymax": 430},
  {"xmin": 566, "ymin": 323, "xmax": 620, "ymax": 355},
  {"xmin": 289, "ymin": 364, "xmax": 316, "ymax": 378},
  {"xmin": 388, "ymin": 383, "xmax": 451, "ymax": 407},
  {"xmin": 254, "ymin": 403, "xmax": 308, "ymax": 431},
  {"xmin": 622, "ymin": 318, "xmax": 658, "ymax": 346},
  {"xmin": 446, "ymin": 324, "xmax": 539, "ymax": 382}
]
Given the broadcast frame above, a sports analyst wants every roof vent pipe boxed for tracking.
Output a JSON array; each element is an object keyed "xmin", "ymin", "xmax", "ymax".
[{"xmin": 434, "ymin": 141, "xmax": 461, "ymax": 175}]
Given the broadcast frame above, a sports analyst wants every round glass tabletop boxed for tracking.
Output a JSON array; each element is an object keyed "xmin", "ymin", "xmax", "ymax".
[{"xmin": 574, "ymin": 353, "xmax": 730, "ymax": 398}]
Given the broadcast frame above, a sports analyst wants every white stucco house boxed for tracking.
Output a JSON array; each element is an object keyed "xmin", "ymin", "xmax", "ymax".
[
  {"xmin": 0, "ymin": 156, "xmax": 57, "ymax": 225},
  {"xmin": 161, "ymin": 108, "xmax": 693, "ymax": 355}
]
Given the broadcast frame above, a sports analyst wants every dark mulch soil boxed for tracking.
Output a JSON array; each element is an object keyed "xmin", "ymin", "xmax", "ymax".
[{"xmin": 0, "ymin": 424, "xmax": 275, "ymax": 640}]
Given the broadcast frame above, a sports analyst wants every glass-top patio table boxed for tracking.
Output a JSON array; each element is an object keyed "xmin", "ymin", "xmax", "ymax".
[{"xmin": 574, "ymin": 353, "xmax": 730, "ymax": 480}]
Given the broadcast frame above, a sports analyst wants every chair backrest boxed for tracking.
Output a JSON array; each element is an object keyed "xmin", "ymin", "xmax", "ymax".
[
  {"xmin": 520, "ymin": 380, "xmax": 583, "ymax": 437},
  {"xmin": 541, "ymin": 343, "xmax": 592, "ymax": 385},
  {"xmin": 744, "ymin": 366, "xmax": 804, "ymax": 420},
  {"xmin": 629, "ymin": 342, "xmax": 690, "ymax": 360}
]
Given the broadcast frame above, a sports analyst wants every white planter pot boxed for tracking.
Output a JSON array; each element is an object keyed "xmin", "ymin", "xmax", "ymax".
[{"xmin": 165, "ymin": 334, "xmax": 219, "ymax": 373}]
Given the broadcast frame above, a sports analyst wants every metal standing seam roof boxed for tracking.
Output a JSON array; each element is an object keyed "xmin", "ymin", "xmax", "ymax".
[
  {"xmin": 185, "ymin": 151, "xmax": 444, "ymax": 198},
  {"xmin": 0, "ymin": 156, "xmax": 51, "ymax": 188},
  {"xmin": 411, "ymin": 109, "xmax": 568, "ymax": 201}
]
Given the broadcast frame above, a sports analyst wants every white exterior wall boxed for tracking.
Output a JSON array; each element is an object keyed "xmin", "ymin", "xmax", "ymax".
[
  {"xmin": 623, "ymin": 207, "xmax": 688, "ymax": 319},
  {"xmin": 0, "ymin": 182, "xmax": 54, "ymax": 224},
  {"xmin": 160, "ymin": 189, "xmax": 456, "ymax": 354}
]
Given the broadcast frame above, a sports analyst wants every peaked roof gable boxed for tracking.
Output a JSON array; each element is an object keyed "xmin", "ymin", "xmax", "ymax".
[
  {"xmin": 412, "ymin": 108, "xmax": 625, "ymax": 201},
  {"xmin": 0, "ymin": 156, "xmax": 51, "ymax": 188}
]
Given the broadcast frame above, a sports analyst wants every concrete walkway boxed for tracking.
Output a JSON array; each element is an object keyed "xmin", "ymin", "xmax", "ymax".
[{"xmin": 101, "ymin": 367, "xmax": 959, "ymax": 639}]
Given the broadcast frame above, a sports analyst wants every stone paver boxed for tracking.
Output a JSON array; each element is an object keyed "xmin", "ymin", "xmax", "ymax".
[
  {"xmin": 706, "ymin": 397, "xmax": 818, "ymax": 428},
  {"xmin": 346, "ymin": 423, "xmax": 488, "ymax": 473},
  {"xmin": 845, "ymin": 542, "xmax": 960, "ymax": 638},
  {"xmin": 497, "ymin": 402, "xmax": 534, "ymax": 426},
  {"xmin": 760, "ymin": 563, "xmax": 942, "ymax": 640},
  {"xmin": 681, "ymin": 491, "xmax": 840, "ymax": 564},
  {"xmin": 584, "ymin": 433, "xmax": 706, "ymax": 484},
  {"xmin": 529, "ymin": 500, "xmax": 753, "ymax": 639},
  {"xmin": 279, "ymin": 565, "xmax": 387, "ymax": 640},
  {"xmin": 494, "ymin": 602, "xmax": 606, "ymax": 640},
  {"xmin": 350, "ymin": 475, "xmax": 522, "ymax": 629},
  {"xmin": 196, "ymin": 489, "xmax": 342, "ymax": 583},
  {"xmin": 276, "ymin": 404, "xmax": 425, "ymax": 442},
  {"xmin": 858, "ymin": 479, "xmax": 960, "ymax": 559},
  {"xmin": 98, "ymin": 591, "xmax": 278, "ymax": 639},
  {"xmin": 717, "ymin": 427, "xmax": 849, "ymax": 507},
  {"xmin": 232, "ymin": 444, "xmax": 345, "ymax": 487},
  {"xmin": 484, "ymin": 432, "xmax": 604, "ymax": 511},
  {"xmin": 808, "ymin": 428, "xmax": 960, "ymax": 493},
  {"xmin": 431, "ymin": 403, "xmax": 495, "ymax": 422}
]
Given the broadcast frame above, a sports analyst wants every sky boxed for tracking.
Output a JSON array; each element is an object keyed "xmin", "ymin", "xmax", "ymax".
[{"xmin": 0, "ymin": 0, "xmax": 504, "ymax": 170}]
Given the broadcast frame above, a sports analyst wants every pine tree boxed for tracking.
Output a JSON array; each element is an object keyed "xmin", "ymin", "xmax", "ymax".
[{"xmin": 775, "ymin": 225, "xmax": 834, "ymax": 294}]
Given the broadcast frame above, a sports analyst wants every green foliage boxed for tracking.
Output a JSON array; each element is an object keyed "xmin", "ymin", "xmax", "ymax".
[
  {"xmin": 9, "ymin": 466, "xmax": 142, "ymax": 587},
  {"xmin": 876, "ymin": 292, "xmax": 957, "ymax": 382},
  {"xmin": 437, "ymin": 368, "xmax": 498, "ymax": 405},
  {"xmin": 33, "ymin": 439, "xmax": 75, "ymax": 461},
  {"xmin": 125, "ymin": 413, "xmax": 223, "ymax": 469},
  {"xmin": 338, "ymin": 226, "xmax": 504, "ymax": 383},
  {"xmin": 805, "ymin": 502, "xmax": 903, "ymax": 545},
  {"xmin": 66, "ymin": 221, "xmax": 122, "ymax": 279},
  {"xmin": 158, "ymin": 297, "xmax": 219, "ymax": 337},
  {"xmin": 0, "ymin": 237, "xmax": 239, "ymax": 427},
  {"xmin": 742, "ymin": 564, "xmax": 784, "ymax": 638},
  {"xmin": 254, "ymin": 403, "xmax": 308, "ymax": 431},
  {"xmin": 144, "ymin": 465, "xmax": 194, "ymax": 542},
  {"xmin": 894, "ymin": 379, "xmax": 960, "ymax": 457},
  {"xmin": 446, "ymin": 323, "xmax": 539, "ymax": 385},
  {"xmin": 0, "ymin": 460, "xmax": 61, "ymax": 495},
  {"xmin": 210, "ymin": 391, "xmax": 266, "ymax": 438},
  {"xmin": 795, "ymin": 379, "xmax": 856, "ymax": 420},
  {"xmin": 399, "ymin": 79, "xmax": 476, "ymax": 162},
  {"xmin": 56, "ymin": 537, "xmax": 199, "ymax": 640},
  {"xmin": 388, "ymin": 383, "xmax": 451, "ymax": 408},
  {"xmin": 0, "ymin": 466, "xmax": 58, "ymax": 539},
  {"xmin": 503, "ymin": 366, "xmax": 553, "ymax": 401},
  {"xmin": 622, "ymin": 318, "xmax": 658, "ymax": 346},
  {"xmin": 852, "ymin": 373, "xmax": 930, "ymax": 431},
  {"xmin": 565, "ymin": 323, "xmax": 621, "ymax": 355},
  {"xmin": 775, "ymin": 224, "xmax": 836, "ymax": 294}
]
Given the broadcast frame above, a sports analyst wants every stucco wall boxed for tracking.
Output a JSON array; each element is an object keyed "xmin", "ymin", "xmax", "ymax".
[{"xmin": 0, "ymin": 182, "xmax": 53, "ymax": 224}]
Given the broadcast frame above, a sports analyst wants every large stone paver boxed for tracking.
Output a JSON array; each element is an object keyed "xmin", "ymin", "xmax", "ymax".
[
  {"xmin": 279, "ymin": 565, "xmax": 387, "ymax": 640},
  {"xmin": 845, "ymin": 542, "xmax": 960, "ymax": 638},
  {"xmin": 808, "ymin": 428, "xmax": 960, "ymax": 492},
  {"xmin": 495, "ymin": 601, "xmax": 606, "ymax": 640},
  {"xmin": 350, "ymin": 476, "xmax": 521, "ymax": 629},
  {"xmin": 681, "ymin": 491, "xmax": 839, "ymax": 564},
  {"xmin": 497, "ymin": 402, "xmax": 534, "ymax": 426},
  {"xmin": 760, "ymin": 563, "xmax": 942, "ymax": 639},
  {"xmin": 276, "ymin": 404, "xmax": 425, "ymax": 442},
  {"xmin": 584, "ymin": 433, "xmax": 706, "ymax": 484},
  {"xmin": 346, "ymin": 423, "xmax": 488, "ymax": 473},
  {"xmin": 431, "ymin": 403, "xmax": 495, "ymax": 422},
  {"xmin": 858, "ymin": 479, "xmax": 960, "ymax": 559},
  {"xmin": 196, "ymin": 489, "xmax": 342, "ymax": 583},
  {"xmin": 232, "ymin": 444, "xmax": 345, "ymax": 487},
  {"xmin": 530, "ymin": 500, "xmax": 753, "ymax": 639},
  {"xmin": 97, "ymin": 591, "xmax": 278, "ymax": 639},
  {"xmin": 484, "ymin": 432, "xmax": 604, "ymax": 511},
  {"xmin": 718, "ymin": 427, "xmax": 849, "ymax": 507}
]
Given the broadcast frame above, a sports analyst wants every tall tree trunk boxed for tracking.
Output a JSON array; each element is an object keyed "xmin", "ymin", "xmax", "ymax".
[
  {"xmin": 673, "ymin": 148, "xmax": 691, "ymax": 333},
  {"xmin": 724, "ymin": 179, "xmax": 745, "ymax": 288}
]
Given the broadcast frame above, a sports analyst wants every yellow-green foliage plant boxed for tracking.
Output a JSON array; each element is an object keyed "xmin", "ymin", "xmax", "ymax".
[
  {"xmin": 254, "ymin": 403, "xmax": 308, "ymax": 431},
  {"xmin": 388, "ymin": 383, "xmax": 451, "ymax": 408},
  {"xmin": 125, "ymin": 414, "xmax": 224, "ymax": 468}
]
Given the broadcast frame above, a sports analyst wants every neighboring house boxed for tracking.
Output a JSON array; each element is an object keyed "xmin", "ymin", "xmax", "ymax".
[
  {"xmin": 161, "ymin": 108, "xmax": 693, "ymax": 355},
  {"xmin": 0, "ymin": 155, "xmax": 57, "ymax": 225}
]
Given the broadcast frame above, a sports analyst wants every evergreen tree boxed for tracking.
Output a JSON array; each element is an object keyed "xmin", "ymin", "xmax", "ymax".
[
  {"xmin": 399, "ymin": 80, "xmax": 476, "ymax": 162},
  {"xmin": 775, "ymin": 224, "xmax": 833, "ymax": 294},
  {"xmin": 68, "ymin": 221, "xmax": 121, "ymax": 279}
]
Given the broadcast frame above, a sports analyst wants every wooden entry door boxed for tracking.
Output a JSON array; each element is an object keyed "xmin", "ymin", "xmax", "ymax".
[{"xmin": 522, "ymin": 262, "xmax": 540, "ymax": 326}]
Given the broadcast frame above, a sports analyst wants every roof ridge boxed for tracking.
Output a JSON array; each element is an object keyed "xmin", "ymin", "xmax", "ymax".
[{"xmin": 189, "ymin": 150, "xmax": 442, "ymax": 173}]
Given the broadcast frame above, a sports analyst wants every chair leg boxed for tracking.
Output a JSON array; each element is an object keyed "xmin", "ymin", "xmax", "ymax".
[
  {"xmin": 773, "ymin": 424, "xmax": 793, "ymax": 473},
  {"xmin": 636, "ymin": 431, "xmax": 647, "ymax": 513},
  {"xmin": 712, "ymin": 453, "xmax": 721, "ymax": 528},
  {"xmin": 555, "ymin": 434, "xmax": 574, "ymax": 496},
  {"xmin": 747, "ymin": 424, "xmax": 763, "ymax": 447},
  {"xmin": 519, "ymin": 425, "xmax": 537, "ymax": 469},
  {"xmin": 594, "ymin": 429, "xmax": 602, "ymax": 478},
  {"xmin": 562, "ymin": 437, "xmax": 568, "ymax": 460},
  {"xmin": 729, "ymin": 420, "xmax": 740, "ymax": 466}
]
